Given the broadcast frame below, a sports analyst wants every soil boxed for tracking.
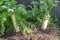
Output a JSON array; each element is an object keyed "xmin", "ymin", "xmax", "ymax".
[{"xmin": 0, "ymin": 27, "xmax": 59, "ymax": 40}]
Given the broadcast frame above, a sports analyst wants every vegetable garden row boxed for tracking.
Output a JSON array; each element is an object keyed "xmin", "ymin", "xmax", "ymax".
[{"xmin": 0, "ymin": 0, "xmax": 58, "ymax": 37}]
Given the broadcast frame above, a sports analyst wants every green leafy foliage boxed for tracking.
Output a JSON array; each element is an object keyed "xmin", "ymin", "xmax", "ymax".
[
  {"xmin": 26, "ymin": 0, "xmax": 58, "ymax": 27},
  {"xmin": 0, "ymin": 0, "xmax": 58, "ymax": 36},
  {"xmin": 0, "ymin": 0, "xmax": 28, "ymax": 35}
]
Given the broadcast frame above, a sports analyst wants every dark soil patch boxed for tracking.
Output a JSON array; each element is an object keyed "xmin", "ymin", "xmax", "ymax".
[{"xmin": 0, "ymin": 27, "xmax": 59, "ymax": 40}]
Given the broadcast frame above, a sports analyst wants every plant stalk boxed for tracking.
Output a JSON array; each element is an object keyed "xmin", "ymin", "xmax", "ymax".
[{"xmin": 11, "ymin": 14, "xmax": 20, "ymax": 32}]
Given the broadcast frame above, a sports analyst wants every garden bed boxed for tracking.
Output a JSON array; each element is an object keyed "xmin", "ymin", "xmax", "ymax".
[
  {"xmin": 0, "ymin": 27, "xmax": 59, "ymax": 40},
  {"xmin": 0, "ymin": 0, "xmax": 59, "ymax": 40}
]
